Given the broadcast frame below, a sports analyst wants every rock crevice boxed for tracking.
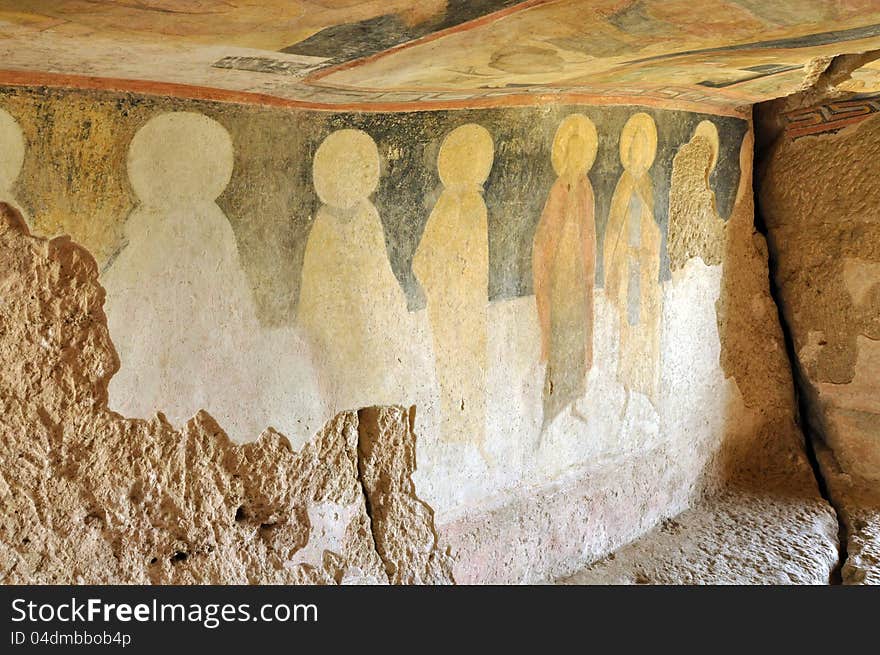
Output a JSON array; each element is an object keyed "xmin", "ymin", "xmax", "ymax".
[{"xmin": 755, "ymin": 74, "xmax": 880, "ymax": 584}]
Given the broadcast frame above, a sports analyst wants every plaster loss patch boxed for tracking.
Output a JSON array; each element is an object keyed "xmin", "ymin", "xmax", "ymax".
[{"xmin": 0, "ymin": 202, "xmax": 451, "ymax": 585}]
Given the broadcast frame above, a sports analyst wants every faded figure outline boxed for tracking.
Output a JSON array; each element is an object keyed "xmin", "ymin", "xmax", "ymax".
[
  {"xmin": 0, "ymin": 107, "xmax": 28, "ymax": 223},
  {"xmin": 299, "ymin": 129, "xmax": 412, "ymax": 414},
  {"xmin": 102, "ymin": 111, "xmax": 306, "ymax": 440},
  {"xmin": 413, "ymin": 123, "xmax": 494, "ymax": 450},
  {"xmin": 603, "ymin": 112, "xmax": 662, "ymax": 403},
  {"xmin": 533, "ymin": 114, "xmax": 598, "ymax": 429},
  {"xmin": 668, "ymin": 120, "xmax": 724, "ymax": 271}
]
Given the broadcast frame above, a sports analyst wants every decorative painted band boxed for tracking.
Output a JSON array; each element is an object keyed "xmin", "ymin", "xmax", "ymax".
[{"xmin": 0, "ymin": 69, "xmax": 748, "ymax": 118}]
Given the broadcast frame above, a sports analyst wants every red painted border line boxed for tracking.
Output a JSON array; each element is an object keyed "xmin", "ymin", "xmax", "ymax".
[
  {"xmin": 788, "ymin": 112, "xmax": 877, "ymax": 138},
  {"xmin": 0, "ymin": 68, "xmax": 746, "ymax": 117},
  {"xmin": 306, "ymin": 0, "xmax": 555, "ymax": 84}
]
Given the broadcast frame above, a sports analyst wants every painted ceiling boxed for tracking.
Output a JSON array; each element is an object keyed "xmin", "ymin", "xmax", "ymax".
[{"xmin": 1, "ymin": 0, "xmax": 880, "ymax": 113}]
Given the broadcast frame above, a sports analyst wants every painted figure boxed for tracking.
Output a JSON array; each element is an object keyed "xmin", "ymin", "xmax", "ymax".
[
  {"xmin": 299, "ymin": 129, "xmax": 411, "ymax": 413},
  {"xmin": 533, "ymin": 114, "xmax": 598, "ymax": 426},
  {"xmin": 102, "ymin": 111, "xmax": 313, "ymax": 440},
  {"xmin": 603, "ymin": 112, "xmax": 662, "ymax": 402},
  {"xmin": 0, "ymin": 107, "xmax": 27, "ymax": 222},
  {"xmin": 413, "ymin": 123, "xmax": 494, "ymax": 446}
]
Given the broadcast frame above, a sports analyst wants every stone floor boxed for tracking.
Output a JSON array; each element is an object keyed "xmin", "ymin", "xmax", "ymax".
[{"xmin": 556, "ymin": 486, "xmax": 840, "ymax": 585}]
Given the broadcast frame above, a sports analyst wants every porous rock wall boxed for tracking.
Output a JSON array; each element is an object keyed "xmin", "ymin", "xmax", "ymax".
[
  {"xmin": 0, "ymin": 202, "xmax": 451, "ymax": 584},
  {"xmin": 758, "ymin": 100, "xmax": 880, "ymax": 584}
]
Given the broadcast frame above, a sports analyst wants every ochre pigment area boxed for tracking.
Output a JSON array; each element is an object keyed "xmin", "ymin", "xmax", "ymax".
[{"xmin": 0, "ymin": 202, "xmax": 451, "ymax": 584}]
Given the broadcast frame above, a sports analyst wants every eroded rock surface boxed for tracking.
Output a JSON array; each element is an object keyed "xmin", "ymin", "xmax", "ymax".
[
  {"xmin": 668, "ymin": 130, "xmax": 724, "ymax": 271},
  {"xmin": 357, "ymin": 407, "xmax": 453, "ymax": 584},
  {"xmin": 815, "ymin": 443, "xmax": 880, "ymax": 585},
  {"xmin": 0, "ymin": 202, "xmax": 452, "ymax": 584},
  {"xmin": 758, "ymin": 101, "xmax": 880, "ymax": 585}
]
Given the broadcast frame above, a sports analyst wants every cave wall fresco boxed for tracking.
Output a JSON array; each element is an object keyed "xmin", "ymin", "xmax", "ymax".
[
  {"xmin": 315, "ymin": 0, "xmax": 880, "ymax": 106},
  {"xmin": 1, "ymin": 1, "xmax": 875, "ymax": 587},
  {"xmin": 0, "ymin": 85, "xmax": 800, "ymax": 577},
  {"xmin": 6, "ymin": 1, "xmax": 880, "ymax": 115}
]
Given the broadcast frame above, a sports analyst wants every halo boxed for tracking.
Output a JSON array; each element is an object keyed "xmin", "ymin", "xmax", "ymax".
[
  {"xmin": 551, "ymin": 114, "xmax": 598, "ymax": 176},
  {"xmin": 619, "ymin": 112, "xmax": 657, "ymax": 173},
  {"xmin": 128, "ymin": 111, "xmax": 233, "ymax": 204},
  {"xmin": 313, "ymin": 129, "xmax": 380, "ymax": 209},
  {"xmin": 438, "ymin": 123, "xmax": 494, "ymax": 187}
]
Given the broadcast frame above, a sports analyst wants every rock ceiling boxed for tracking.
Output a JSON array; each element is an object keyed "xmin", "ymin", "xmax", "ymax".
[{"xmin": 2, "ymin": 1, "xmax": 880, "ymax": 114}]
